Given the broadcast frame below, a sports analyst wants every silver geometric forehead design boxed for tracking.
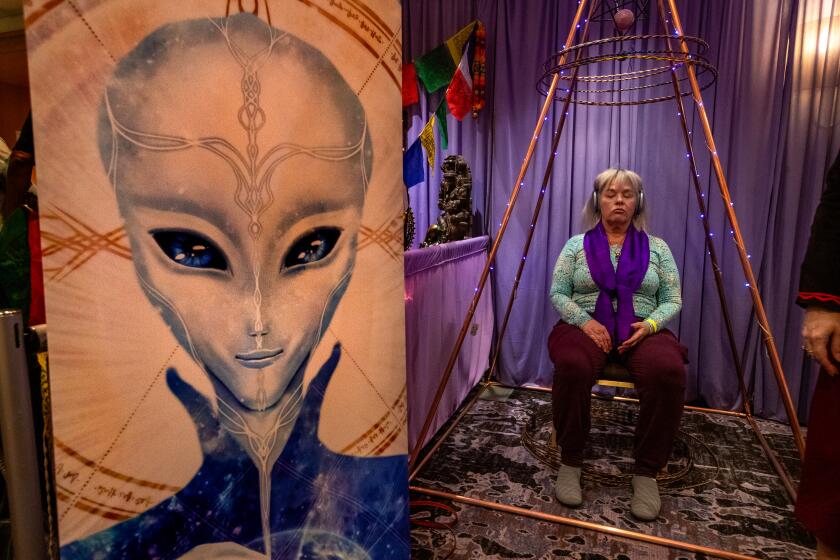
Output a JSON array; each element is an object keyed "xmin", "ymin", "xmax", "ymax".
[{"xmin": 103, "ymin": 17, "xmax": 368, "ymax": 240}]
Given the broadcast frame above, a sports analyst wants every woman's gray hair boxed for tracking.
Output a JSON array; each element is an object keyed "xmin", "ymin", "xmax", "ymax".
[{"xmin": 582, "ymin": 167, "xmax": 647, "ymax": 231}]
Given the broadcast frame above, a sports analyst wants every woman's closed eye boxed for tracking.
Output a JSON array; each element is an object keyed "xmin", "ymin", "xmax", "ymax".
[
  {"xmin": 284, "ymin": 228, "xmax": 341, "ymax": 269},
  {"xmin": 152, "ymin": 231, "xmax": 228, "ymax": 270}
]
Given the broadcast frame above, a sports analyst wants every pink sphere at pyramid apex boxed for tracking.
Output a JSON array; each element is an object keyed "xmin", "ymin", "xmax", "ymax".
[{"xmin": 614, "ymin": 8, "xmax": 635, "ymax": 32}]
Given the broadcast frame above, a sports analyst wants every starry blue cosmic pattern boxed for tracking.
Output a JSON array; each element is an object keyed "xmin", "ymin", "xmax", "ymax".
[{"xmin": 61, "ymin": 344, "xmax": 410, "ymax": 559}]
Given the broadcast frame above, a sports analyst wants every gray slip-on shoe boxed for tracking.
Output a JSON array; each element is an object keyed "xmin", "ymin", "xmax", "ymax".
[
  {"xmin": 630, "ymin": 475, "xmax": 661, "ymax": 521},
  {"xmin": 554, "ymin": 465, "xmax": 583, "ymax": 507}
]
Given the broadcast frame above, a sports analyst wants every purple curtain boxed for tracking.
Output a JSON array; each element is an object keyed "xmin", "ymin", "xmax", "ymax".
[{"xmin": 404, "ymin": 0, "xmax": 840, "ymax": 422}]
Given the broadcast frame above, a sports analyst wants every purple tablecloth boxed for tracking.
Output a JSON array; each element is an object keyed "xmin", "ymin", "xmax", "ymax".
[{"xmin": 405, "ymin": 236, "xmax": 493, "ymax": 452}]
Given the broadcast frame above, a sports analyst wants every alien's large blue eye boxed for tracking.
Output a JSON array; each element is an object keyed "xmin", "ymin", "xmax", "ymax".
[
  {"xmin": 284, "ymin": 228, "xmax": 341, "ymax": 269},
  {"xmin": 152, "ymin": 231, "xmax": 228, "ymax": 270}
]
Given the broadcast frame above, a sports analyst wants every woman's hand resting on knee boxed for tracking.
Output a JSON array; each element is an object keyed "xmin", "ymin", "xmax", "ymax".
[{"xmin": 581, "ymin": 319, "xmax": 612, "ymax": 352}]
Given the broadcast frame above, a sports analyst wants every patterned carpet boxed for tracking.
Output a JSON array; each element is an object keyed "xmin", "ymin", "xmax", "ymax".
[{"xmin": 410, "ymin": 386, "xmax": 815, "ymax": 559}]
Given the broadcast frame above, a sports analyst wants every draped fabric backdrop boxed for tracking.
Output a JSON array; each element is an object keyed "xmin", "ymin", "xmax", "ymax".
[{"xmin": 404, "ymin": 0, "xmax": 840, "ymax": 422}]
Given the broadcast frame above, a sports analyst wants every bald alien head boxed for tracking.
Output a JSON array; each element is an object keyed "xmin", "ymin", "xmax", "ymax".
[{"xmin": 99, "ymin": 14, "xmax": 372, "ymax": 411}]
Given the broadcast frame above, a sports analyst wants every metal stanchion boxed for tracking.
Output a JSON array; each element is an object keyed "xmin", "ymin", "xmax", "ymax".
[{"xmin": 0, "ymin": 310, "xmax": 48, "ymax": 560}]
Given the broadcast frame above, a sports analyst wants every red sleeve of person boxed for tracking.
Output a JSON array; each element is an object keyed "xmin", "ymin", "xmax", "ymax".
[{"xmin": 0, "ymin": 113, "xmax": 46, "ymax": 326}]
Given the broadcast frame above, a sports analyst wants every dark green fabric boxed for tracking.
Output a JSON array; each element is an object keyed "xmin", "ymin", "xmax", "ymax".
[
  {"xmin": 435, "ymin": 99, "xmax": 449, "ymax": 150},
  {"xmin": 414, "ymin": 44, "xmax": 456, "ymax": 93},
  {"xmin": 0, "ymin": 207, "xmax": 30, "ymax": 320}
]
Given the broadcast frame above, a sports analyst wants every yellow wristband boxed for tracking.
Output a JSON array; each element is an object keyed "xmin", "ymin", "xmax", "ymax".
[{"xmin": 644, "ymin": 318, "xmax": 658, "ymax": 333}]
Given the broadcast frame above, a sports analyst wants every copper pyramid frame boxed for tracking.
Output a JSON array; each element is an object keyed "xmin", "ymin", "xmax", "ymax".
[{"xmin": 408, "ymin": 1, "xmax": 807, "ymax": 558}]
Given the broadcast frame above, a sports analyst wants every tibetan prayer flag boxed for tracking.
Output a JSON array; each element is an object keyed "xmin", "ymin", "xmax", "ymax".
[
  {"xmin": 414, "ymin": 21, "xmax": 477, "ymax": 93},
  {"xmin": 446, "ymin": 21, "xmax": 476, "ymax": 62},
  {"xmin": 414, "ymin": 44, "xmax": 455, "ymax": 94},
  {"xmin": 435, "ymin": 100, "xmax": 449, "ymax": 150},
  {"xmin": 402, "ymin": 63, "xmax": 419, "ymax": 107},
  {"xmin": 403, "ymin": 138, "xmax": 424, "ymax": 187},
  {"xmin": 419, "ymin": 115, "xmax": 436, "ymax": 167},
  {"xmin": 446, "ymin": 48, "xmax": 473, "ymax": 121}
]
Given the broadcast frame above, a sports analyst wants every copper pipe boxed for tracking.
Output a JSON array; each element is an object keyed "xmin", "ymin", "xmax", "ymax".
[
  {"xmin": 745, "ymin": 414, "xmax": 798, "ymax": 503},
  {"xmin": 409, "ymin": 381, "xmax": 490, "ymax": 481},
  {"xmin": 664, "ymin": 0, "xmax": 805, "ymax": 461},
  {"xmin": 409, "ymin": 485, "xmax": 757, "ymax": 560},
  {"xmin": 408, "ymin": 0, "xmax": 596, "ymax": 468},
  {"xmin": 655, "ymin": 0, "xmax": 752, "ymax": 417},
  {"xmin": 489, "ymin": 1, "xmax": 750, "ymax": 421},
  {"xmin": 606, "ymin": 395, "xmax": 748, "ymax": 417},
  {"xmin": 486, "ymin": 12, "xmax": 597, "ymax": 384},
  {"xmin": 488, "ymin": 381, "xmax": 748, "ymax": 417},
  {"xmin": 484, "ymin": 103, "xmax": 570, "ymax": 383}
]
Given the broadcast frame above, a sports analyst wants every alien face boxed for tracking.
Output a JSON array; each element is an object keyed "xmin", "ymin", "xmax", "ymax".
[
  {"xmin": 103, "ymin": 14, "xmax": 370, "ymax": 411},
  {"xmin": 118, "ymin": 148, "xmax": 363, "ymax": 410}
]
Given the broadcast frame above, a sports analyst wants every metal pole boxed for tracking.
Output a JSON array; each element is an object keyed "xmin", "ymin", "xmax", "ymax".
[
  {"xmin": 486, "ymin": 15, "xmax": 595, "ymax": 384},
  {"xmin": 0, "ymin": 310, "xmax": 48, "ymax": 560},
  {"xmin": 409, "ymin": 381, "xmax": 490, "ymax": 481},
  {"xmin": 664, "ymin": 0, "xmax": 805, "ymax": 461},
  {"xmin": 745, "ymin": 415, "xmax": 797, "ymax": 502},
  {"xmin": 407, "ymin": 0, "xmax": 597, "ymax": 468},
  {"xmin": 655, "ymin": 0, "xmax": 753, "ymax": 417},
  {"xmin": 488, "ymin": 381, "xmax": 749, "ymax": 417},
  {"xmin": 409, "ymin": 484, "xmax": 757, "ymax": 560}
]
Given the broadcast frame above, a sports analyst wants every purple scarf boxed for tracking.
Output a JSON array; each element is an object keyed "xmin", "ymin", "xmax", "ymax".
[{"xmin": 583, "ymin": 222, "xmax": 650, "ymax": 347}]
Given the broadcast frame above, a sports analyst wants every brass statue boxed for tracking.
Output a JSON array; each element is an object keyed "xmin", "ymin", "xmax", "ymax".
[{"xmin": 421, "ymin": 155, "xmax": 473, "ymax": 247}]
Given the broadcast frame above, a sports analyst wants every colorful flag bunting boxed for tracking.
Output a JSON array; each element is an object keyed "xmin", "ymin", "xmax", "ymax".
[
  {"xmin": 414, "ymin": 21, "xmax": 477, "ymax": 93},
  {"xmin": 419, "ymin": 115, "xmax": 436, "ymax": 168},
  {"xmin": 446, "ymin": 48, "xmax": 473, "ymax": 121},
  {"xmin": 405, "ymin": 19, "xmax": 485, "ymax": 185},
  {"xmin": 435, "ymin": 100, "xmax": 449, "ymax": 150},
  {"xmin": 402, "ymin": 63, "xmax": 420, "ymax": 107},
  {"xmin": 414, "ymin": 45, "xmax": 456, "ymax": 94},
  {"xmin": 446, "ymin": 21, "xmax": 476, "ymax": 63},
  {"xmin": 403, "ymin": 138, "xmax": 424, "ymax": 187}
]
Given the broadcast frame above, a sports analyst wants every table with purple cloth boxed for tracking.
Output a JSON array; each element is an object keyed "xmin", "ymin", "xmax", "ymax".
[{"xmin": 404, "ymin": 236, "xmax": 494, "ymax": 452}]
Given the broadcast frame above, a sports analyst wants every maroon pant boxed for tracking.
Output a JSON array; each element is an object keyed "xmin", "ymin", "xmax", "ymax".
[
  {"xmin": 796, "ymin": 369, "xmax": 840, "ymax": 550},
  {"xmin": 548, "ymin": 321, "xmax": 688, "ymax": 477}
]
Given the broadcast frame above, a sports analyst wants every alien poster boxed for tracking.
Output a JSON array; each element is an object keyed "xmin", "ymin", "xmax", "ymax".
[{"xmin": 24, "ymin": 1, "xmax": 408, "ymax": 557}]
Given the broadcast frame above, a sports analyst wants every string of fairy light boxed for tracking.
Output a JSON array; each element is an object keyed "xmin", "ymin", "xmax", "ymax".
[
  {"xmin": 488, "ymin": 5, "xmax": 756, "ymax": 296},
  {"xmin": 664, "ymin": 0, "xmax": 777, "ymax": 376},
  {"xmin": 478, "ymin": 3, "xmax": 599, "ymax": 294},
  {"xmin": 662, "ymin": 7, "xmax": 756, "ymax": 291}
]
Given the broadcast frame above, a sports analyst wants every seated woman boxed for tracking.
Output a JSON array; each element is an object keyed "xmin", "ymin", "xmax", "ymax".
[{"xmin": 547, "ymin": 168, "xmax": 687, "ymax": 521}]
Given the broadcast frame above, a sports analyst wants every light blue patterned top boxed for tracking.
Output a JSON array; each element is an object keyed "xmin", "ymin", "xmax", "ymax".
[{"xmin": 549, "ymin": 233, "xmax": 682, "ymax": 329}]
